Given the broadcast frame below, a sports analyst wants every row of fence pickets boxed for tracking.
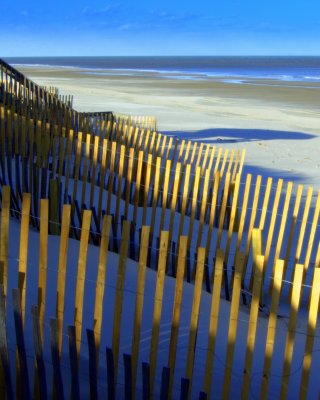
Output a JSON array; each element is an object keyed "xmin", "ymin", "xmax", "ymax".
[
  {"xmin": 0, "ymin": 190, "xmax": 319, "ymax": 398},
  {"xmin": 0, "ymin": 58, "xmax": 320, "ymax": 398}
]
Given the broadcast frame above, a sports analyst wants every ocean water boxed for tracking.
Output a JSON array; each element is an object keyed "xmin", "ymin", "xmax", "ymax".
[{"xmin": 4, "ymin": 56, "xmax": 320, "ymax": 85}]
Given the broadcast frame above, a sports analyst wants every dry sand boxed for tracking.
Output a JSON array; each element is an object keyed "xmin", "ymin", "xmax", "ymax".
[{"xmin": 17, "ymin": 65, "xmax": 320, "ymax": 191}]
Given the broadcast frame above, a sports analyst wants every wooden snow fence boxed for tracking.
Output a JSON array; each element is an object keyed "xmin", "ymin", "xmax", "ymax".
[
  {"xmin": 0, "ymin": 194, "xmax": 319, "ymax": 398},
  {"xmin": 0, "ymin": 73, "xmax": 245, "ymax": 292}
]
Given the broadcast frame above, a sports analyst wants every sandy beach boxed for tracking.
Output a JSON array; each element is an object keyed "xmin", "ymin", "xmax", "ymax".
[{"xmin": 16, "ymin": 64, "xmax": 320, "ymax": 191}]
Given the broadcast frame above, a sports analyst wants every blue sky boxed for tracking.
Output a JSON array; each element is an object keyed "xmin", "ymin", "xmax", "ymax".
[{"xmin": 2, "ymin": 0, "xmax": 320, "ymax": 56}]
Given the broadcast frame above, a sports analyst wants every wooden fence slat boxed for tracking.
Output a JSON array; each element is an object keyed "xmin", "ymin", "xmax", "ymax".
[
  {"xmin": 71, "ymin": 131, "xmax": 83, "ymax": 215},
  {"xmin": 133, "ymin": 151, "xmax": 143, "ymax": 227},
  {"xmin": 150, "ymin": 231, "xmax": 169, "ymax": 395},
  {"xmin": 89, "ymin": 135, "xmax": 99, "ymax": 209},
  {"xmin": 106, "ymin": 141, "xmax": 117, "ymax": 216},
  {"xmin": 221, "ymin": 252, "xmax": 244, "ymax": 397},
  {"xmin": 224, "ymin": 173, "xmax": 241, "ymax": 267},
  {"xmin": 142, "ymin": 154, "xmax": 153, "ymax": 226},
  {"xmin": 302, "ymin": 191, "xmax": 320, "ymax": 284},
  {"xmin": 299, "ymin": 268, "xmax": 320, "ymax": 399},
  {"xmin": 185, "ymin": 247, "xmax": 205, "ymax": 386},
  {"xmin": 112, "ymin": 220, "xmax": 131, "ymax": 384},
  {"xmin": 243, "ymin": 174, "xmax": 262, "ymax": 282},
  {"xmin": 283, "ymin": 185, "xmax": 303, "ymax": 276},
  {"xmin": 241, "ymin": 255, "xmax": 264, "ymax": 400},
  {"xmin": 195, "ymin": 168, "xmax": 211, "ymax": 257},
  {"xmin": 203, "ymin": 249, "xmax": 224, "ymax": 395},
  {"xmin": 56, "ymin": 204, "xmax": 71, "ymax": 354},
  {"xmin": 261, "ymin": 179, "xmax": 283, "ymax": 285},
  {"xmin": 80, "ymin": 134, "xmax": 91, "ymax": 207},
  {"xmin": 258, "ymin": 177, "xmax": 273, "ymax": 231},
  {"xmin": 150, "ymin": 157, "xmax": 161, "ymax": 237},
  {"xmin": 97, "ymin": 138, "xmax": 108, "ymax": 222},
  {"xmin": 124, "ymin": 148, "xmax": 134, "ymax": 220},
  {"xmin": 168, "ymin": 236, "xmax": 187, "ymax": 397},
  {"xmin": 0, "ymin": 186, "xmax": 10, "ymax": 297},
  {"xmin": 268, "ymin": 182, "xmax": 293, "ymax": 294},
  {"xmin": 187, "ymin": 166, "xmax": 201, "ymax": 250},
  {"xmin": 115, "ymin": 144, "xmax": 125, "ymax": 229},
  {"xmin": 18, "ymin": 192, "xmax": 31, "ymax": 326},
  {"xmin": 131, "ymin": 226, "xmax": 150, "ymax": 393},
  {"xmin": 38, "ymin": 199, "xmax": 48, "ymax": 342},
  {"xmin": 166, "ymin": 162, "xmax": 182, "ymax": 272},
  {"xmin": 50, "ymin": 318, "xmax": 64, "ymax": 399},
  {"xmin": 74, "ymin": 209, "xmax": 92, "ymax": 358},
  {"xmin": 93, "ymin": 214, "xmax": 111, "ymax": 358},
  {"xmin": 260, "ymin": 259, "xmax": 284, "ymax": 399},
  {"xmin": 158, "ymin": 159, "xmax": 171, "ymax": 236},
  {"xmin": 215, "ymin": 172, "xmax": 231, "ymax": 251},
  {"xmin": 205, "ymin": 171, "xmax": 220, "ymax": 260},
  {"xmin": 279, "ymin": 263, "xmax": 303, "ymax": 399}
]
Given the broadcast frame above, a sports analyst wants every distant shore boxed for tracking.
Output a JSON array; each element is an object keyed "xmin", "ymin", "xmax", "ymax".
[{"xmin": 14, "ymin": 63, "xmax": 320, "ymax": 190}]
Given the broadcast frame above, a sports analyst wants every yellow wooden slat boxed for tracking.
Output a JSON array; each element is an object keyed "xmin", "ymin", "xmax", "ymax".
[
  {"xmin": 260, "ymin": 259, "xmax": 285, "ymax": 399},
  {"xmin": 74, "ymin": 210, "xmax": 92, "ymax": 358},
  {"xmin": 112, "ymin": 221, "xmax": 131, "ymax": 384},
  {"xmin": 18, "ymin": 193, "xmax": 31, "ymax": 327},
  {"xmin": 0, "ymin": 186, "xmax": 10, "ymax": 297},
  {"xmin": 131, "ymin": 226, "xmax": 150, "ymax": 395},
  {"xmin": 38, "ymin": 199, "xmax": 49, "ymax": 342},
  {"xmin": 150, "ymin": 231, "xmax": 169, "ymax": 395},
  {"xmin": 280, "ymin": 263, "xmax": 304, "ymax": 399},
  {"xmin": 240, "ymin": 255, "xmax": 264, "ymax": 399},
  {"xmin": 299, "ymin": 268, "xmax": 320, "ymax": 399},
  {"xmin": 93, "ymin": 215, "xmax": 111, "ymax": 359},
  {"xmin": 168, "ymin": 236, "xmax": 187, "ymax": 397},
  {"xmin": 185, "ymin": 247, "xmax": 205, "ymax": 389},
  {"xmin": 203, "ymin": 249, "xmax": 224, "ymax": 395}
]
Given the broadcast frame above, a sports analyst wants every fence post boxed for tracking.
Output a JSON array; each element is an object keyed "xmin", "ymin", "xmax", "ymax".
[
  {"xmin": 168, "ymin": 236, "xmax": 187, "ymax": 397},
  {"xmin": 18, "ymin": 192, "xmax": 31, "ymax": 326},
  {"xmin": 203, "ymin": 249, "xmax": 224, "ymax": 395},
  {"xmin": 240, "ymin": 255, "xmax": 264, "ymax": 400},
  {"xmin": 279, "ymin": 264, "xmax": 303, "ymax": 399},
  {"xmin": 0, "ymin": 186, "xmax": 10, "ymax": 297},
  {"xmin": 259, "ymin": 259, "xmax": 284, "ymax": 399},
  {"xmin": 93, "ymin": 215, "xmax": 111, "ymax": 360},
  {"xmin": 150, "ymin": 231, "xmax": 169, "ymax": 395},
  {"xmin": 299, "ymin": 267, "xmax": 320, "ymax": 399},
  {"xmin": 221, "ymin": 252, "xmax": 244, "ymax": 398},
  {"xmin": 74, "ymin": 209, "xmax": 92, "ymax": 358},
  {"xmin": 185, "ymin": 247, "xmax": 205, "ymax": 389},
  {"xmin": 112, "ymin": 220, "xmax": 131, "ymax": 385},
  {"xmin": 132, "ymin": 226, "xmax": 150, "ymax": 394}
]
